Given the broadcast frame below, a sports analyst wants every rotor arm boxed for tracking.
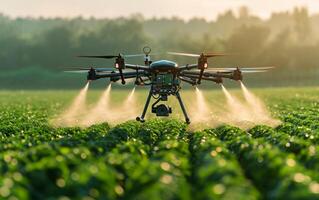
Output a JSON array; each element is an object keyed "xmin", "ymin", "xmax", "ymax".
[
  {"xmin": 180, "ymin": 71, "xmax": 212, "ymax": 77},
  {"xmin": 95, "ymin": 71, "xmax": 147, "ymax": 80},
  {"xmin": 200, "ymin": 71, "xmax": 242, "ymax": 81},
  {"xmin": 125, "ymin": 64, "xmax": 150, "ymax": 71},
  {"xmin": 179, "ymin": 76, "xmax": 197, "ymax": 85},
  {"xmin": 182, "ymin": 74, "xmax": 223, "ymax": 84},
  {"xmin": 181, "ymin": 70, "xmax": 240, "ymax": 81},
  {"xmin": 178, "ymin": 64, "xmax": 198, "ymax": 71}
]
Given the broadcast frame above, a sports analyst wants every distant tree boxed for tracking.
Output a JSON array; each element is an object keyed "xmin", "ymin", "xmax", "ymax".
[
  {"xmin": 293, "ymin": 7, "xmax": 311, "ymax": 42},
  {"xmin": 78, "ymin": 19, "xmax": 148, "ymax": 54},
  {"xmin": 224, "ymin": 25, "xmax": 270, "ymax": 63},
  {"xmin": 0, "ymin": 10, "xmax": 319, "ymax": 87},
  {"xmin": 239, "ymin": 6, "xmax": 250, "ymax": 19},
  {"xmin": 31, "ymin": 25, "xmax": 75, "ymax": 69}
]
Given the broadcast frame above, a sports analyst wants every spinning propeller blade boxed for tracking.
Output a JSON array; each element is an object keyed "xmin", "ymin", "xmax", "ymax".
[
  {"xmin": 167, "ymin": 52, "xmax": 229, "ymax": 58},
  {"xmin": 64, "ymin": 67, "xmax": 115, "ymax": 72},
  {"xmin": 207, "ymin": 66, "xmax": 274, "ymax": 71},
  {"xmin": 240, "ymin": 70, "xmax": 268, "ymax": 73},
  {"xmin": 64, "ymin": 70, "xmax": 89, "ymax": 73},
  {"xmin": 123, "ymin": 54, "xmax": 145, "ymax": 58},
  {"xmin": 78, "ymin": 53, "xmax": 160, "ymax": 59},
  {"xmin": 167, "ymin": 52, "xmax": 199, "ymax": 57},
  {"xmin": 124, "ymin": 53, "xmax": 161, "ymax": 58},
  {"xmin": 204, "ymin": 53, "xmax": 229, "ymax": 57},
  {"xmin": 78, "ymin": 55, "xmax": 118, "ymax": 59}
]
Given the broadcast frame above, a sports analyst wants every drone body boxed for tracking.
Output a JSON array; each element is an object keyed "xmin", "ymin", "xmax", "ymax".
[{"xmin": 66, "ymin": 46, "xmax": 273, "ymax": 124}]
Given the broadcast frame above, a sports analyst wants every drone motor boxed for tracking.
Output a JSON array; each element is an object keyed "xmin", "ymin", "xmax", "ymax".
[{"xmin": 87, "ymin": 68, "xmax": 97, "ymax": 81}]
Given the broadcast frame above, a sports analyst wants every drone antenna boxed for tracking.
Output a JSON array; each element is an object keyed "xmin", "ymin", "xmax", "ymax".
[{"xmin": 143, "ymin": 46, "xmax": 152, "ymax": 66}]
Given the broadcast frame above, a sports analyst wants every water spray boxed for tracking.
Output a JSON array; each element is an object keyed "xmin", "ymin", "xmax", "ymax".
[
  {"xmin": 239, "ymin": 81, "xmax": 280, "ymax": 126},
  {"xmin": 126, "ymin": 86, "xmax": 136, "ymax": 103},
  {"xmin": 52, "ymin": 81, "xmax": 90, "ymax": 127},
  {"xmin": 83, "ymin": 85, "xmax": 138, "ymax": 126},
  {"xmin": 82, "ymin": 83, "xmax": 112, "ymax": 126},
  {"xmin": 220, "ymin": 84, "xmax": 254, "ymax": 123},
  {"xmin": 120, "ymin": 86, "xmax": 138, "ymax": 120},
  {"xmin": 190, "ymin": 87, "xmax": 212, "ymax": 123},
  {"xmin": 221, "ymin": 84, "xmax": 235, "ymax": 103},
  {"xmin": 240, "ymin": 81, "xmax": 266, "ymax": 115}
]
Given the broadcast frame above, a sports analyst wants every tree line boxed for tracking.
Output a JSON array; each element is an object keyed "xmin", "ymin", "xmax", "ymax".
[{"xmin": 0, "ymin": 7, "xmax": 318, "ymax": 88}]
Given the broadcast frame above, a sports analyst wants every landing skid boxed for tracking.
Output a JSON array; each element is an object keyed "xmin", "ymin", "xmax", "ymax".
[{"xmin": 136, "ymin": 90, "xmax": 191, "ymax": 124}]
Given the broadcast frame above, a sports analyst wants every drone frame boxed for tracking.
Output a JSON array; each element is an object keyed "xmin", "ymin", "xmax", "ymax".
[{"xmin": 67, "ymin": 47, "xmax": 273, "ymax": 124}]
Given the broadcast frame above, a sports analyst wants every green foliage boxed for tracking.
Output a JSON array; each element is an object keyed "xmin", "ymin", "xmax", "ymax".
[
  {"xmin": 0, "ymin": 89, "xmax": 319, "ymax": 199},
  {"xmin": 189, "ymin": 131, "xmax": 260, "ymax": 199}
]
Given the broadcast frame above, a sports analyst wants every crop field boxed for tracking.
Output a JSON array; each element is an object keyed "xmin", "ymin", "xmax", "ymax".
[{"xmin": 0, "ymin": 87, "xmax": 319, "ymax": 199}]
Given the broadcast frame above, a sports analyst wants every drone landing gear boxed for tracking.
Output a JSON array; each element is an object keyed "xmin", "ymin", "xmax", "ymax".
[
  {"xmin": 136, "ymin": 90, "xmax": 152, "ymax": 123},
  {"xmin": 136, "ymin": 90, "xmax": 191, "ymax": 124},
  {"xmin": 176, "ymin": 92, "xmax": 190, "ymax": 124}
]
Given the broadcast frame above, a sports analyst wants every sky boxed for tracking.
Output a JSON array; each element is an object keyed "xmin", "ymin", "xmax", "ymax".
[{"xmin": 1, "ymin": 0, "xmax": 319, "ymax": 20}]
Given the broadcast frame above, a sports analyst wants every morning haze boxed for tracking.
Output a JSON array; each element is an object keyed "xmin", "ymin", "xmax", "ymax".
[
  {"xmin": 0, "ymin": 1, "xmax": 319, "ymax": 88},
  {"xmin": 1, "ymin": 0, "xmax": 319, "ymax": 20}
]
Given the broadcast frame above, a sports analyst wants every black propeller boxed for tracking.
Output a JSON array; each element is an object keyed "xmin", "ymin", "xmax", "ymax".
[
  {"xmin": 167, "ymin": 52, "xmax": 229, "ymax": 58},
  {"xmin": 77, "ymin": 55, "xmax": 119, "ymax": 59},
  {"xmin": 205, "ymin": 66, "xmax": 275, "ymax": 73},
  {"xmin": 77, "ymin": 52, "xmax": 159, "ymax": 59},
  {"xmin": 168, "ymin": 51, "xmax": 230, "ymax": 84},
  {"xmin": 64, "ymin": 67, "xmax": 115, "ymax": 73}
]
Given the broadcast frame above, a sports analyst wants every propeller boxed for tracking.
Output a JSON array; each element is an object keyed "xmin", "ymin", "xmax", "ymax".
[
  {"xmin": 64, "ymin": 67, "xmax": 115, "ymax": 73},
  {"xmin": 79, "ymin": 54, "xmax": 153, "ymax": 58},
  {"xmin": 77, "ymin": 55, "xmax": 119, "ymax": 59},
  {"xmin": 77, "ymin": 52, "xmax": 128, "ymax": 59},
  {"xmin": 207, "ymin": 66, "xmax": 274, "ymax": 71},
  {"xmin": 200, "ymin": 67, "xmax": 274, "ymax": 75},
  {"xmin": 202, "ymin": 69, "xmax": 268, "ymax": 74},
  {"xmin": 77, "ymin": 53, "xmax": 160, "ymax": 59},
  {"xmin": 124, "ymin": 54, "xmax": 145, "ymax": 58},
  {"xmin": 64, "ymin": 70, "xmax": 89, "ymax": 73},
  {"xmin": 167, "ymin": 52, "xmax": 229, "ymax": 58},
  {"xmin": 240, "ymin": 70, "xmax": 268, "ymax": 73},
  {"xmin": 168, "ymin": 51, "xmax": 229, "ymax": 84}
]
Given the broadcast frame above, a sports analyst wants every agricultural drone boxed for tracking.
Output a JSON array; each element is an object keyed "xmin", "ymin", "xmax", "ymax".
[{"xmin": 66, "ymin": 46, "xmax": 273, "ymax": 124}]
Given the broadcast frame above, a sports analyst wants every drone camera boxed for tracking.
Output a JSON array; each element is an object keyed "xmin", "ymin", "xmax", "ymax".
[{"xmin": 152, "ymin": 104, "xmax": 172, "ymax": 116}]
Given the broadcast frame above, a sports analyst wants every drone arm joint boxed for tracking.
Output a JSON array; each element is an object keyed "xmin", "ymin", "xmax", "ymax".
[{"xmin": 178, "ymin": 64, "xmax": 198, "ymax": 71}]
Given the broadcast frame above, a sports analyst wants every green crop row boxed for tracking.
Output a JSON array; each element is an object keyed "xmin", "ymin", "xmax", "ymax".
[
  {"xmin": 249, "ymin": 125, "xmax": 319, "ymax": 173},
  {"xmin": 1, "ymin": 90, "xmax": 319, "ymax": 199},
  {"xmin": 206, "ymin": 126, "xmax": 319, "ymax": 200},
  {"xmin": 189, "ymin": 131, "xmax": 260, "ymax": 199}
]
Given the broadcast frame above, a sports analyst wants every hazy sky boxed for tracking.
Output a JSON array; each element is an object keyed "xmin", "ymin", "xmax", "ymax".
[{"xmin": 1, "ymin": 0, "xmax": 319, "ymax": 20}]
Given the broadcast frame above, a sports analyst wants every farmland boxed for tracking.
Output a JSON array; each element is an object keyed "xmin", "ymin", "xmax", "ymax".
[{"xmin": 0, "ymin": 87, "xmax": 319, "ymax": 199}]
